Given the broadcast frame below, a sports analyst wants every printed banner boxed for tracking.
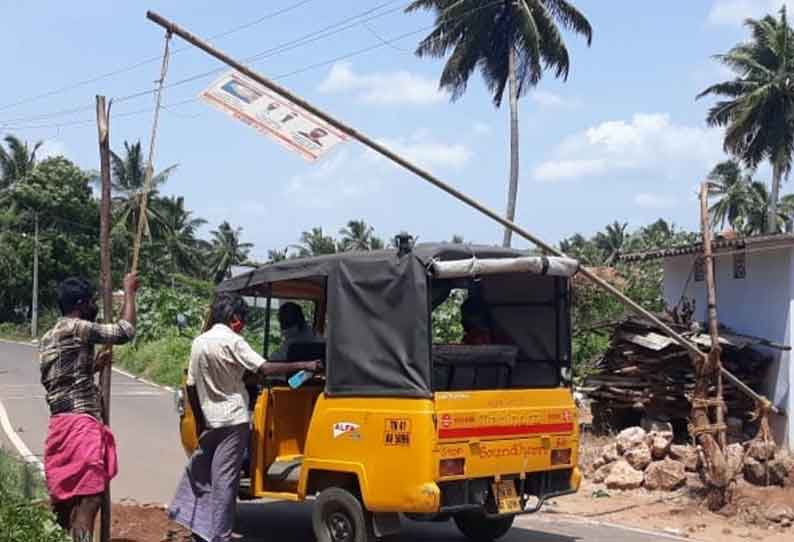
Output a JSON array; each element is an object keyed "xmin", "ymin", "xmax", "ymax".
[{"xmin": 200, "ymin": 71, "xmax": 347, "ymax": 162}]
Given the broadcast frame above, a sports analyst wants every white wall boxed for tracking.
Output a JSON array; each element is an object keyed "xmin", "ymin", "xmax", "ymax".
[{"xmin": 662, "ymin": 248, "xmax": 792, "ymax": 448}]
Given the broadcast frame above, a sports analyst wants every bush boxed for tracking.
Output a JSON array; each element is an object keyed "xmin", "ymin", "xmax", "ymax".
[
  {"xmin": 115, "ymin": 332, "xmax": 193, "ymax": 389},
  {"xmin": 0, "ymin": 448, "xmax": 68, "ymax": 542}
]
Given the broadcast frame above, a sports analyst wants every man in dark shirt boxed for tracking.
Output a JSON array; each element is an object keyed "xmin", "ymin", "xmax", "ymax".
[{"xmin": 39, "ymin": 273, "xmax": 138, "ymax": 541}]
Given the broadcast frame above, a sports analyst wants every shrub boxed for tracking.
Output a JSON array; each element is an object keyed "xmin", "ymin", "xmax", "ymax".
[
  {"xmin": 0, "ymin": 448, "xmax": 68, "ymax": 542},
  {"xmin": 115, "ymin": 332, "xmax": 193, "ymax": 389}
]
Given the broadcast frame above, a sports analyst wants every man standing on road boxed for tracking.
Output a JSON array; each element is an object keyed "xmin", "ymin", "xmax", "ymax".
[
  {"xmin": 169, "ymin": 293, "xmax": 319, "ymax": 542},
  {"xmin": 40, "ymin": 273, "xmax": 139, "ymax": 541}
]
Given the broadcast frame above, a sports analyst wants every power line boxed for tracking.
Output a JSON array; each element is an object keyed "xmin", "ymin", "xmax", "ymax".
[
  {"xmin": 0, "ymin": 0, "xmax": 407, "ymax": 127},
  {"xmin": 5, "ymin": 1, "xmax": 501, "ymax": 132},
  {"xmin": 0, "ymin": 0, "xmax": 320, "ymax": 113}
]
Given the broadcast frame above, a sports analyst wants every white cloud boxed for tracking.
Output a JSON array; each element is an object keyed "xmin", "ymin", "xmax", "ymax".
[
  {"xmin": 529, "ymin": 90, "xmax": 581, "ymax": 110},
  {"xmin": 285, "ymin": 148, "xmax": 381, "ymax": 209},
  {"xmin": 533, "ymin": 159, "xmax": 609, "ymax": 182},
  {"xmin": 532, "ymin": 113, "xmax": 723, "ymax": 182},
  {"xmin": 318, "ymin": 61, "xmax": 447, "ymax": 105},
  {"xmin": 708, "ymin": 0, "xmax": 794, "ymax": 26},
  {"xmin": 377, "ymin": 133, "xmax": 472, "ymax": 170},
  {"xmin": 37, "ymin": 139, "xmax": 67, "ymax": 160},
  {"xmin": 634, "ymin": 193, "xmax": 678, "ymax": 209}
]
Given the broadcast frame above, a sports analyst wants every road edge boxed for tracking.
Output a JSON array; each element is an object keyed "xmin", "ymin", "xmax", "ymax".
[
  {"xmin": 531, "ymin": 512, "xmax": 694, "ymax": 541},
  {"xmin": 0, "ymin": 398, "xmax": 44, "ymax": 473},
  {"xmin": 0, "ymin": 339, "xmax": 175, "ymax": 393}
]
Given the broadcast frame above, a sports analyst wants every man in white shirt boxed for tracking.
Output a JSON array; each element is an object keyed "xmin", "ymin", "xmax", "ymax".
[
  {"xmin": 269, "ymin": 302, "xmax": 322, "ymax": 361},
  {"xmin": 169, "ymin": 293, "xmax": 318, "ymax": 542}
]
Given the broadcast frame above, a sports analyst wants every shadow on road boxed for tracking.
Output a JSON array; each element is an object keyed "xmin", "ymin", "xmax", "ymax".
[{"xmin": 236, "ymin": 501, "xmax": 580, "ymax": 542}]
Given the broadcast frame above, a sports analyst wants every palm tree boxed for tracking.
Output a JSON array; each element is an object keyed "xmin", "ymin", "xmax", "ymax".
[
  {"xmin": 706, "ymin": 160, "xmax": 757, "ymax": 231},
  {"xmin": 110, "ymin": 141, "xmax": 178, "ymax": 241},
  {"xmin": 0, "ymin": 135, "xmax": 42, "ymax": 189},
  {"xmin": 293, "ymin": 227, "xmax": 337, "ymax": 257},
  {"xmin": 267, "ymin": 248, "xmax": 289, "ymax": 262},
  {"xmin": 595, "ymin": 221, "xmax": 628, "ymax": 264},
  {"xmin": 697, "ymin": 7, "xmax": 794, "ymax": 233},
  {"xmin": 407, "ymin": 0, "xmax": 592, "ymax": 247},
  {"xmin": 155, "ymin": 196, "xmax": 207, "ymax": 275},
  {"xmin": 209, "ymin": 221, "xmax": 253, "ymax": 283},
  {"xmin": 339, "ymin": 219, "xmax": 379, "ymax": 251}
]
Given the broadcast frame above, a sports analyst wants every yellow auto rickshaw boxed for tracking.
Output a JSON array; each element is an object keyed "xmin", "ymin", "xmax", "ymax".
[{"xmin": 177, "ymin": 239, "xmax": 581, "ymax": 541}]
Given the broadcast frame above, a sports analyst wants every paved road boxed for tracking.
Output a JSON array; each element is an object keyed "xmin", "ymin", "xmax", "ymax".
[
  {"xmin": 1, "ymin": 341, "xmax": 679, "ymax": 541},
  {"xmin": 234, "ymin": 501, "xmax": 682, "ymax": 542},
  {"xmin": 0, "ymin": 340, "xmax": 186, "ymax": 504}
]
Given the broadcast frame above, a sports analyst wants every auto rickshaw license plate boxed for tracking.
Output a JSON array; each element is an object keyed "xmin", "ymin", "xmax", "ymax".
[{"xmin": 492, "ymin": 481, "xmax": 521, "ymax": 514}]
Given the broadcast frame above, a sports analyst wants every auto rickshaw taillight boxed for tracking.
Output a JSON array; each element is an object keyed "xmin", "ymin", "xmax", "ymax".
[
  {"xmin": 439, "ymin": 458, "xmax": 465, "ymax": 477},
  {"xmin": 551, "ymin": 448, "xmax": 572, "ymax": 465}
]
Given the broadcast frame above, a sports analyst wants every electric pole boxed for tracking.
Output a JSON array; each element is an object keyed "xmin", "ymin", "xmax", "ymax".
[{"xmin": 31, "ymin": 212, "xmax": 38, "ymax": 339}]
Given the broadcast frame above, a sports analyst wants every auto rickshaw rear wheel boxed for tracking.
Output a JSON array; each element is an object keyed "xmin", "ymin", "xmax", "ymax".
[
  {"xmin": 453, "ymin": 512, "xmax": 515, "ymax": 541},
  {"xmin": 313, "ymin": 487, "xmax": 375, "ymax": 542}
]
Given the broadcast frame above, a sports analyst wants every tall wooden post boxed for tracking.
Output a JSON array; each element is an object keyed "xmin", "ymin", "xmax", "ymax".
[
  {"xmin": 31, "ymin": 212, "xmax": 39, "ymax": 338},
  {"xmin": 96, "ymin": 95, "xmax": 113, "ymax": 542},
  {"xmin": 696, "ymin": 182, "xmax": 728, "ymax": 509}
]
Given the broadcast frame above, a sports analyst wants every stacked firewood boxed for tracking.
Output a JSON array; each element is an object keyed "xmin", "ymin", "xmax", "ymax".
[{"xmin": 584, "ymin": 315, "xmax": 781, "ymax": 428}]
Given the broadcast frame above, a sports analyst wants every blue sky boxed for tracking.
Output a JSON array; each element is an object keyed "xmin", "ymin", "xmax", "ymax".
[{"xmin": 1, "ymin": 0, "xmax": 792, "ymax": 260}]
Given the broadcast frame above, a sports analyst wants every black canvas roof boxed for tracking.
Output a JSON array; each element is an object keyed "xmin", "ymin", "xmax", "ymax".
[
  {"xmin": 215, "ymin": 243, "xmax": 549, "ymax": 399},
  {"xmin": 216, "ymin": 243, "xmax": 529, "ymax": 296}
]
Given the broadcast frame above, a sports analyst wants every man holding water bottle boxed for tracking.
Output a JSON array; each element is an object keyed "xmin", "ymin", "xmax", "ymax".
[{"xmin": 169, "ymin": 293, "xmax": 319, "ymax": 542}]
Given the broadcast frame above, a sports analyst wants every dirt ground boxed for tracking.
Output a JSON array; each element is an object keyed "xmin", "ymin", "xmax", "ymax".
[
  {"xmin": 109, "ymin": 503, "xmax": 190, "ymax": 542},
  {"xmin": 106, "ymin": 481, "xmax": 794, "ymax": 542},
  {"xmin": 544, "ymin": 479, "xmax": 794, "ymax": 542}
]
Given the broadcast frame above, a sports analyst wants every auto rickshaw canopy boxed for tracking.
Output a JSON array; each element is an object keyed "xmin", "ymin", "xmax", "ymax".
[{"xmin": 216, "ymin": 243, "xmax": 578, "ymax": 398}]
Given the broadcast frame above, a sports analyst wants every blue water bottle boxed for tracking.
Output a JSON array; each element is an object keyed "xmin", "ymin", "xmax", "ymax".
[{"xmin": 288, "ymin": 370, "xmax": 313, "ymax": 389}]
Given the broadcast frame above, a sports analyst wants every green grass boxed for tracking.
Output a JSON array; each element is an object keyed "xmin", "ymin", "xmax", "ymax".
[
  {"xmin": 0, "ymin": 322, "xmax": 33, "ymax": 342},
  {"xmin": 0, "ymin": 448, "xmax": 68, "ymax": 542},
  {"xmin": 115, "ymin": 332, "xmax": 192, "ymax": 388},
  {"xmin": 0, "ymin": 447, "xmax": 46, "ymax": 500}
]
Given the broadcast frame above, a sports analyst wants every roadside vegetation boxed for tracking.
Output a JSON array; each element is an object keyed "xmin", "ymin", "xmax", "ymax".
[
  {"xmin": 0, "ymin": 447, "xmax": 68, "ymax": 542},
  {"xmin": 3, "ymin": 6, "xmax": 794, "ymax": 392}
]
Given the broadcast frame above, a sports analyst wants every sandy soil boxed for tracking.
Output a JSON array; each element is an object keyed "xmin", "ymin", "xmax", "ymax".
[
  {"xmin": 109, "ymin": 502, "xmax": 190, "ymax": 542},
  {"xmin": 545, "ymin": 479, "xmax": 794, "ymax": 542}
]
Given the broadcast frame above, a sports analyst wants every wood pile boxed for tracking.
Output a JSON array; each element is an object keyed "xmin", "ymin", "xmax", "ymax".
[{"xmin": 584, "ymin": 315, "xmax": 784, "ymax": 430}]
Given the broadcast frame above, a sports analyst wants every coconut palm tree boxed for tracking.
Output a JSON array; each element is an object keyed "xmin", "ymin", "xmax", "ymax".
[
  {"xmin": 697, "ymin": 7, "xmax": 794, "ymax": 233},
  {"xmin": 0, "ymin": 135, "xmax": 42, "ymax": 189},
  {"xmin": 293, "ymin": 227, "xmax": 337, "ymax": 257},
  {"xmin": 267, "ymin": 248, "xmax": 289, "ymax": 262},
  {"xmin": 110, "ymin": 140, "xmax": 178, "ymax": 240},
  {"xmin": 595, "ymin": 221, "xmax": 628, "ymax": 264},
  {"xmin": 155, "ymin": 196, "xmax": 207, "ymax": 276},
  {"xmin": 209, "ymin": 221, "xmax": 253, "ymax": 283},
  {"xmin": 339, "ymin": 219, "xmax": 380, "ymax": 251},
  {"xmin": 407, "ymin": 0, "xmax": 592, "ymax": 247},
  {"xmin": 706, "ymin": 160, "xmax": 758, "ymax": 231}
]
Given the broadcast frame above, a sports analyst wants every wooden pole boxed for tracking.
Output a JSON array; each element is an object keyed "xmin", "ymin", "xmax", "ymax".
[
  {"xmin": 96, "ymin": 95, "xmax": 113, "ymax": 542},
  {"xmin": 145, "ymin": 10, "xmax": 781, "ymax": 416},
  {"xmin": 700, "ymin": 182, "xmax": 727, "ymax": 450},
  {"xmin": 697, "ymin": 182, "xmax": 729, "ymax": 509},
  {"xmin": 131, "ymin": 30, "xmax": 172, "ymax": 274},
  {"xmin": 31, "ymin": 212, "xmax": 38, "ymax": 338}
]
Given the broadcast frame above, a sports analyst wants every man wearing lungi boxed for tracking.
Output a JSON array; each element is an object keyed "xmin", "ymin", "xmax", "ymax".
[
  {"xmin": 40, "ymin": 273, "xmax": 139, "ymax": 541},
  {"xmin": 169, "ymin": 293, "xmax": 319, "ymax": 542}
]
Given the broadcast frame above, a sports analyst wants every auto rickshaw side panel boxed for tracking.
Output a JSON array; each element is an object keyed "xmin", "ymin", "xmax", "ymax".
[{"xmin": 299, "ymin": 394, "xmax": 440, "ymax": 514}]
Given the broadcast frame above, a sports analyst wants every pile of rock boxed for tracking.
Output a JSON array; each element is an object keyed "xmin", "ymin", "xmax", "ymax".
[
  {"xmin": 588, "ymin": 424, "xmax": 794, "ymax": 492},
  {"xmin": 742, "ymin": 438, "xmax": 793, "ymax": 487},
  {"xmin": 591, "ymin": 424, "xmax": 692, "ymax": 491}
]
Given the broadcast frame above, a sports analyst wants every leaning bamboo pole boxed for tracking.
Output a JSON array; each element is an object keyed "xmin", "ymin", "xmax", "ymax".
[{"xmin": 144, "ymin": 11, "xmax": 781, "ymax": 419}]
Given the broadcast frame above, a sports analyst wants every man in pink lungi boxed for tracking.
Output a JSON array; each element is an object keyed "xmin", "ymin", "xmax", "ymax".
[{"xmin": 39, "ymin": 273, "xmax": 139, "ymax": 541}]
